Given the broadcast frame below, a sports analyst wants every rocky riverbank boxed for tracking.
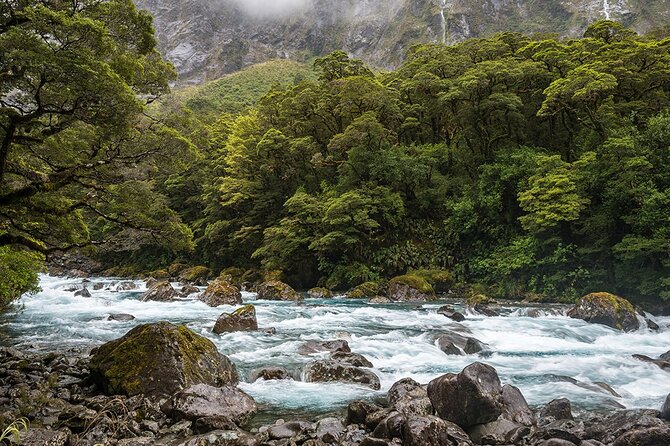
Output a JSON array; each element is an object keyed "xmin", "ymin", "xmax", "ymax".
[{"xmin": 2, "ymin": 320, "xmax": 670, "ymax": 446}]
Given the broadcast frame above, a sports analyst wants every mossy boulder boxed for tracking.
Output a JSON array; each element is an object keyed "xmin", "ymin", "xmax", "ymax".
[
  {"xmin": 308, "ymin": 287, "xmax": 333, "ymax": 299},
  {"xmin": 140, "ymin": 281, "xmax": 177, "ymax": 302},
  {"xmin": 149, "ymin": 269, "xmax": 170, "ymax": 280},
  {"xmin": 568, "ymin": 292, "xmax": 640, "ymax": 331},
  {"xmin": 179, "ymin": 266, "xmax": 211, "ymax": 285},
  {"xmin": 89, "ymin": 322, "xmax": 238, "ymax": 397},
  {"xmin": 411, "ymin": 269, "xmax": 454, "ymax": 293},
  {"xmin": 167, "ymin": 262, "xmax": 190, "ymax": 276},
  {"xmin": 346, "ymin": 281, "xmax": 383, "ymax": 299},
  {"xmin": 219, "ymin": 267, "xmax": 261, "ymax": 290},
  {"xmin": 213, "ymin": 305, "xmax": 258, "ymax": 334},
  {"xmin": 256, "ymin": 280, "xmax": 301, "ymax": 301},
  {"xmin": 200, "ymin": 277, "xmax": 242, "ymax": 307},
  {"xmin": 388, "ymin": 275, "xmax": 435, "ymax": 302}
]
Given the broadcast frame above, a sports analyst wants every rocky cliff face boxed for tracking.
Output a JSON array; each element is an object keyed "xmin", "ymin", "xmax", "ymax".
[{"xmin": 134, "ymin": 0, "xmax": 669, "ymax": 85}]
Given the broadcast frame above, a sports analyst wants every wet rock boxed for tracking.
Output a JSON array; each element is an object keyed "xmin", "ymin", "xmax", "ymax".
[
  {"xmin": 437, "ymin": 305, "xmax": 466, "ymax": 322},
  {"xmin": 584, "ymin": 409, "xmax": 665, "ymax": 444},
  {"xmin": 116, "ymin": 281, "xmax": 138, "ymax": 291},
  {"xmin": 330, "ymin": 351, "xmax": 373, "ymax": 367},
  {"xmin": 567, "ymin": 292, "xmax": 639, "ymax": 331},
  {"xmin": 371, "ymin": 412, "xmax": 405, "ymax": 439},
  {"xmin": 179, "ymin": 266, "xmax": 212, "ymax": 285},
  {"xmin": 427, "ymin": 362, "xmax": 503, "ymax": 428},
  {"xmin": 436, "ymin": 331, "xmax": 487, "ymax": 356},
  {"xmin": 346, "ymin": 282, "xmax": 383, "ymax": 299},
  {"xmin": 467, "ymin": 418, "xmax": 527, "ymax": 445},
  {"xmin": 540, "ymin": 398, "xmax": 573, "ymax": 423},
  {"xmin": 248, "ymin": 367, "xmax": 290, "ymax": 382},
  {"xmin": 369, "ymin": 296, "xmax": 391, "ymax": 304},
  {"xmin": 140, "ymin": 281, "xmax": 177, "ymax": 302},
  {"xmin": 661, "ymin": 394, "xmax": 670, "ymax": 420},
  {"xmin": 632, "ymin": 354, "xmax": 670, "ymax": 370},
  {"xmin": 535, "ymin": 419, "xmax": 583, "ymax": 444},
  {"xmin": 256, "ymin": 280, "xmax": 302, "ymax": 301},
  {"xmin": 472, "ymin": 303, "xmax": 499, "ymax": 317},
  {"xmin": 93, "ymin": 283, "xmax": 105, "ymax": 290},
  {"xmin": 298, "ymin": 339, "xmax": 351, "ymax": 355},
  {"xmin": 660, "ymin": 350, "xmax": 670, "ymax": 361},
  {"xmin": 20, "ymin": 428, "xmax": 70, "ymax": 446},
  {"xmin": 612, "ymin": 425, "xmax": 670, "ymax": 446},
  {"xmin": 387, "ymin": 275, "xmax": 435, "ymax": 302},
  {"xmin": 347, "ymin": 400, "xmax": 383, "ymax": 425},
  {"xmin": 387, "ymin": 377, "xmax": 433, "ymax": 417},
  {"xmin": 180, "ymin": 284, "xmax": 200, "ymax": 297},
  {"xmin": 403, "ymin": 415, "xmax": 473, "ymax": 446},
  {"xmin": 501, "ymin": 384, "xmax": 535, "ymax": 426},
  {"xmin": 180, "ymin": 429, "xmax": 260, "ymax": 446},
  {"xmin": 74, "ymin": 288, "xmax": 91, "ymax": 297},
  {"xmin": 538, "ymin": 440, "xmax": 578, "ymax": 446},
  {"xmin": 193, "ymin": 416, "xmax": 238, "ymax": 434},
  {"xmin": 304, "ymin": 359, "xmax": 381, "ymax": 389},
  {"xmin": 308, "ymin": 287, "xmax": 333, "ymax": 299},
  {"xmin": 89, "ymin": 322, "xmax": 238, "ymax": 397},
  {"xmin": 213, "ymin": 305, "xmax": 258, "ymax": 334},
  {"xmin": 200, "ymin": 277, "xmax": 242, "ymax": 307},
  {"xmin": 316, "ymin": 417, "xmax": 345, "ymax": 443},
  {"xmin": 267, "ymin": 420, "xmax": 313, "ymax": 440},
  {"xmin": 646, "ymin": 318, "xmax": 660, "ymax": 330},
  {"xmin": 108, "ymin": 313, "xmax": 136, "ymax": 322},
  {"xmin": 167, "ymin": 384, "xmax": 257, "ymax": 426}
]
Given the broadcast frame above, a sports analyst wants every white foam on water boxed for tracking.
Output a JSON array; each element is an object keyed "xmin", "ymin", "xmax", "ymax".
[{"xmin": 2, "ymin": 275, "xmax": 669, "ymax": 414}]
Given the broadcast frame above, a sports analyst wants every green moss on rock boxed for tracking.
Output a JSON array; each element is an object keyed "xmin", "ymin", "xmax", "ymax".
[
  {"xmin": 411, "ymin": 269, "xmax": 454, "ymax": 293},
  {"xmin": 568, "ymin": 292, "xmax": 639, "ymax": 331},
  {"xmin": 346, "ymin": 282, "xmax": 383, "ymax": 299},
  {"xmin": 179, "ymin": 266, "xmax": 211, "ymax": 283},
  {"xmin": 89, "ymin": 322, "xmax": 238, "ymax": 397},
  {"xmin": 390, "ymin": 275, "xmax": 434, "ymax": 295}
]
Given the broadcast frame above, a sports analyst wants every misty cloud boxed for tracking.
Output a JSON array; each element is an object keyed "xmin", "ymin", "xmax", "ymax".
[{"xmin": 230, "ymin": 0, "xmax": 313, "ymax": 18}]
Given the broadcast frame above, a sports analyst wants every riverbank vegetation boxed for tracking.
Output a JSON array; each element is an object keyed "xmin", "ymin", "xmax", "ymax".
[{"xmin": 1, "ymin": 1, "xmax": 669, "ymax": 306}]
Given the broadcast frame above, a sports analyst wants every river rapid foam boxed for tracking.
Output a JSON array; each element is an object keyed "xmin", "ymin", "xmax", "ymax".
[{"xmin": 1, "ymin": 275, "xmax": 669, "ymax": 420}]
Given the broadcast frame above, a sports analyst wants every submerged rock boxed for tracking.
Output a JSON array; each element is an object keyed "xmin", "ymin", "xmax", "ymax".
[
  {"xmin": 297, "ymin": 339, "xmax": 351, "ymax": 355},
  {"xmin": 303, "ymin": 359, "xmax": 380, "ymax": 389},
  {"xmin": 200, "ymin": 277, "xmax": 242, "ymax": 307},
  {"xmin": 387, "ymin": 275, "xmax": 435, "ymax": 302},
  {"xmin": 567, "ymin": 292, "xmax": 639, "ymax": 331},
  {"xmin": 256, "ymin": 280, "xmax": 302, "ymax": 301},
  {"xmin": 308, "ymin": 287, "xmax": 333, "ymax": 299},
  {"xmin": 249, "ymin": 366, "xmax": 290, "ymax": 382},
  {"xmin": 167, "ymin": 383, "xmax": 257, "ymax": 426},
  {"xmin": 436, "ymin": 331, "xmax": 487, "ymax": 356},
  {"xmin": 213, "ymin": 304, "xmax": 258, "ymax": 334},
  {"xmin": 632, "ymin": 354, "xmax": 670, "ymax": 370},
  {"xmin": 74, "ymin": 288, "xmax": 91, "ymax": 298},
  {"xmin": 427, "ymin": 362, "xmax": 503, "ymax": 428},
  {"xmin": 89, "ymin": 322, "xmax": 238, "ymax": 397},
  {"xmin": 140, "ymin": 281, "xmax": 177, "ymax": 302},
  {"xmin": 437, "ymin": 305, "xmax": 465, "ymax": 322},
  {"xmin": 107, "ymin": 313, "xmax": 135, "ymax": 322}
]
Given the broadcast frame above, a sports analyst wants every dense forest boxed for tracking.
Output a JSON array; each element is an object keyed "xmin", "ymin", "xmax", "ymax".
[{"xmin": 2, "ymin": 0, "xmax": 670, "ymax": 307}]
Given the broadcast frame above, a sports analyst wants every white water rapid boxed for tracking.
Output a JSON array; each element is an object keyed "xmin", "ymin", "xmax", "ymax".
[{"xmin": 2, "ymin": 275, "xmax": 669, "ymax": 420}]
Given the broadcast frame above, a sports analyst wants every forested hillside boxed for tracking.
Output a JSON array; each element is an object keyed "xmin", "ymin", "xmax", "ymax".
[{"xmin": 154, "ymin": 21, "xmax": 670, "ymax": 302}]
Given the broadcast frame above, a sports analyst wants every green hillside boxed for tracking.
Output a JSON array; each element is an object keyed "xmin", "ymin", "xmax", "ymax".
[{"xmin": 174, "ymin": 60, "xmax": 316, "ymax": 122}]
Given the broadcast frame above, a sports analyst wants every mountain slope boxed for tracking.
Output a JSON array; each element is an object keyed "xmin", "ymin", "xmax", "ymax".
[{"xmin": 135, "ymin": 0, "xmax": 670, "ymax": 85}]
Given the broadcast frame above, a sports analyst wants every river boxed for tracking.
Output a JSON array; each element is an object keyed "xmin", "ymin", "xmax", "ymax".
[{"xmin": 1, "ymin": 275, "xmax": 669, "ymax": 422}]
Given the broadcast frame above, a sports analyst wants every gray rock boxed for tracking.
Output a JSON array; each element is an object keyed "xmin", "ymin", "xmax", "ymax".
[
  {"xmin": 540, "ymin": 398, "xmax": 574, "ymax": 423},
  {"xmin": 403, "ymin": 415, "xmax": 473, "ymax": 446},
  {"xmin": 427, "ymin": 362, "xmax": 503, "ymax": 428},
  {"xmin": 116, "ymin": 281, "xmax": 138, "ymax": 291},
  {"xmin": 74, "ymin": 288, "xmax": 91, "ymax": 297},
  {"xmin": 267, "ymin": 420, "xmax": 313, "ymax": 440},
  {"xmin": 437, "ymin": 305, "xmax": 466, "ymax": 322},
  {"xmin": 612, "ymin": 426, "xmax": 670, "ymax": 446},
  {"xmin": 213, "ymin": 305, "xmax": 258, "ymax": 334},
  {"xmin": 140, "ymin": 282, "xmax": 177, "ymax": 302},
  {"xmin": 168, "ymin": 384, "xmax": 257, "ymax": 426},
  {"xmin": 304, "ymin": 359, "xmax": 381, "ymax": 389},
  {"xmin": 467, "ymin": 418, "xmax": 527, "ymax": 445},
  {"xmin": 248, "ymin": 367, "xmax": 290, "ymax": 382},
  {"xmin": 662, "ymin": 394, "xmax": 670, "ymax": 420},
  {"xmin": 501, "ymin": 384, "xmax": 535, "ymax": 426},
  {"xmin": 20, "ymin": 428, "xmax": 70, "ymax": 446},
  {"xmin": 387, "ymin": 378, "xmax": 433, "ymax": 418},
  {"xmin": 298, "ymin": 339, "xmax": 351, "ymax": 355},
  {"xmin": 107, "ymin": 313, "xmax": 136, "ymax": 322},
  {"xmin": 330, "ymin": 351, "xmax": 373, "ymax": 367},
  {"xmin": 316, "ymin": 417, "xmax": 345, "ymax": 443}
]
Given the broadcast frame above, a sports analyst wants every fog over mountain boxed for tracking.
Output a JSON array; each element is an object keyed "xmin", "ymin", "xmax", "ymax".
[{"xmin": 134, "ymin": 0, "xmax": 670, "ymax": 85}]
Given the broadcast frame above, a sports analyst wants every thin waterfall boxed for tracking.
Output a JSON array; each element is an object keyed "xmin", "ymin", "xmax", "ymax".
[
  {"xmin": 439, "ymin": 0, "xmax": 447, "ymax": 44},
  {"xmin": 603, "ymin": 0, "xmax": 611, "ymax": 19}
]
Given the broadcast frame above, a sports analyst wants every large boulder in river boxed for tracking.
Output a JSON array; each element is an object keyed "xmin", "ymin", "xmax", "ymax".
[
  {"xmin": 436, "ymin": 331, "xmax": 486, "ymax": 355},
  {"xmin": 213, "ymin": 305, "xmax": 258, "ymax": 334},
  {"xmin": 304, "ymin": 359, "xmax": 380, "ymax": 389},
  {"xmin": 661, "ymin": 394, "xmax": 670, "ymax": 420},
  {"xmin": 388, "ymin": 378, "xmax": 433, "ymax": 418},
  {"xmin": 387, "ymin": 275, "xmax": 435, "ymax": 302},
  {"xmin": 140, "ymin": 281, "xmax": 177, "ymax": 302},
  {"xmin": 166, "ymin": 383, "xmax": 257, "ymax": 426},
  {"xmin": 346, "ymin": 281, "xmax": 384, "ymax": 299},
  {"xmin": 427, "ymin": 362, "xmax": 503, "ymax": 428},
  {"xmin": 89, "ymin": 322, "xmax": 238, "ymax": 397},
  {"xmin": 567, "ymin": 292, "xmax": 639, "ymax": 331},
  {"xmin": 200, "ymin": 277, "xmax": 242, "ymax": 307},
  {"xmin": 256, "ymin": 280, "xmax": 302, "ymax": 301}
]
